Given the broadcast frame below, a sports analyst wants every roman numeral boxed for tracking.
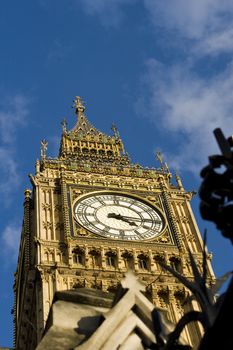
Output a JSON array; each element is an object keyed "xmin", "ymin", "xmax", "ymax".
[
  {"xmin": 134, "ymin": 230, "xmax": 143, "ymax": 238},
  {"xmin": 97, "ymin": 198, "xmax": 105, "ymax": 205},
  {"xmin": 89, "ymin": 221, "xmax": 99, "ymax": 225},
  {"xmin": 113, "ymin": 197, "xmax": 119, "ymax": 205},
  {"xmin": 142, "ymin": 225, "xmax": 150, "ymax": 229}
]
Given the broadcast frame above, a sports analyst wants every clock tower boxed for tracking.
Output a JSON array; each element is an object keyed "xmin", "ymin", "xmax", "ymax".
[{"xmin": 14, "ymin": 96, "xmax": 215, "ymax": 349}]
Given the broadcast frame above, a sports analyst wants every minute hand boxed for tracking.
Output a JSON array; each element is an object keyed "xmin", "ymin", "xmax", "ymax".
[{"xmin": 119, "ymin": 216, "xmax": 161, "ymax": 223}]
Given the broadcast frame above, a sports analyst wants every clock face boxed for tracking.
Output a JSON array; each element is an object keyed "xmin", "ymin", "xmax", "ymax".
[{"xmin": 74, "ymin": 193, "xmax": 164, "ymax": 241}]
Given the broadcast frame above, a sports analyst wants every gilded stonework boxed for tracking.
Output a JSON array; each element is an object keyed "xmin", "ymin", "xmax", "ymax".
[{"xmin": 14, "ymin": 97, "xmax": 215, "ymax": 350}]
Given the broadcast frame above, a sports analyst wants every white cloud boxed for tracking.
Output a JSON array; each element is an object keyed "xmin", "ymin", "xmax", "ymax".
[
  {"xmin": 79, "ymin": 0, "xmax": 233, "ymax": 56},
  {"xmin": 0, "ymin": 94, "xmax": 29, "ymax": 144},
  {"xmin": 79, "ymin": 0, "xmax": 137, "ymax": 27},
  {"xmin": 2, "ymin": 223, "xmax": 21, "ymax": 260},
  {"xmin": 195, "ymin": 27, "xmax": 233, "ymax": 56},
  {"xmin": 144, "ymin": 0, "xmax": 233, "ymax": 39},
  {"xmin": 143, "ymin": 0, "xmax": 233, "ymax": 57},
  {"xmin": 0, "ymin": 148, "xmax": 20, "ymax": 197},
  {"xmin": 138, "ymin": 59, "xmax": 233, "ymax": 173},
  {"xmin": 0, "ymin": 94, "xmax": 30, "ymax": 203}
]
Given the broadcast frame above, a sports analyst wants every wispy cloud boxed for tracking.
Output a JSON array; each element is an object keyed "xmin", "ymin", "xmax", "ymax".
[
  {"xmin": 81, "ymin": 0, "xmax": 233, "ymax": 56},
  {"xmin": 0, "ymin": 94, "xmax": 28, "ymax": 144},
  {"xmin": 138, "ymin": 59, "xmax": 233, "ymax": 173},
  {"xmin": 0, "ymin": 94, "xmax": 30, "ymax": 204},
  {"xmin": 144, "ymin": 0, "xmax": 233, "ymax": 56},
  {"xmin": 195, "ymin": 27, "xmax": 233, "ymax": 56},
  {"xmin": 2, "ymin": 223, "xmax": 21, "ymax": 261},
  {"xmin": 136, "ymin": 1, "xmax": 233, "ymax": 173},
  {"xmin": 78, "ymin": 0, "xmax": 233, "ymax": 174},
  {"xmin": 79, "ymin": 0, "xmax": 137, "ymax": 27}
]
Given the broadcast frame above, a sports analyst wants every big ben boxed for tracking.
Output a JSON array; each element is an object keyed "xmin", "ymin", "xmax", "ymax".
[{"xmin": 14, "ymin": 96, "xmax": 215, "ymax": 349}]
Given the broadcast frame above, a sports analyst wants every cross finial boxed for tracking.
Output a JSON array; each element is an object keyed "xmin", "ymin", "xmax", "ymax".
[
  {"xmin": 175, "ymin": 170, "xmax": 184, "ymax": 189},
  {"xmin": 41, "ymin": 139, "xmax": 48, "ymax": 159},
  {"xmin": 61, "ymin": 118, "xmax": 67, "ymax": 133},
  {"xmin": 111, "ymin": 123, "xmax": 120, "ymax": 139},
  {"xmin": 73, "ymin": 96, "xmax": 85, "ymax": 117},
  {"xmin": 156, "ymin": 150, "xmax": 164, "ymax": 169}
]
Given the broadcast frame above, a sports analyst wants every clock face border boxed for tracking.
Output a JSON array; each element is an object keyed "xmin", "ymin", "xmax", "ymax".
[{"xmin": 73, "ymin": 191, "xmax": 166, "ymax": 241}]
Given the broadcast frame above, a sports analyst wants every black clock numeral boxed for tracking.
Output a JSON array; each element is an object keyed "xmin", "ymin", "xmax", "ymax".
[
  {"xmin": 119, "ymin": 230, "xmax": 125, "ymax": 237},
  {"xmin": 142, "ymin": 224, "xmax": 150, "ymax": 229},
  {"xmin": 84, "ymin": 199, "xmax": 95, "ymax": 205},
  {"xmin": 75, "ymin": 204, "xmax": 85, "ymax": 211},
  {"xmin": 134, "ymin": 230, "xmax": 143, "ymax": 238},
  {"xmin": 97, "ymin": 197, "xmax": 105, "ymax": 205},
  {"xmin": 75, "ymin": 209, "xmax": 83, "ymax": 216},
  {"xmin": 113, "ymin": 197, "xmax": 119, "ymax": 205}
]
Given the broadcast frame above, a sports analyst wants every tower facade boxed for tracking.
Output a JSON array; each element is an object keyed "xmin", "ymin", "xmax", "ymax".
[{"xmin": 14, "ymin": 97, "xmax": 215, "ymax": 349}]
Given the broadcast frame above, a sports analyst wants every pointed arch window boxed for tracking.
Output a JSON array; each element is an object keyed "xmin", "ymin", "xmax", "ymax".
[
  {"xmin": 154, "ymin": 255, "xmax": 165, "ymax": 272},
  {"xmin": 72, "ymin": 248, "xmax": 84, "ymax": 266},
  {"xmin": 169, "ymin": 256, "xmax": 182, "ymax": 273},
  {"xmin": 105, "ymin": 252, "xmax": 117, "ymax": 268},
  {"xmin": 138, "ymin": 254, "xmax": 149, "ymax": 271},
  {"xmin": 89, "ymin": 250, "xmax": 101, "ymax": 268},
  {"xmin": 122, "ymin": 252, "xmax": 134, "ymax": 270}
]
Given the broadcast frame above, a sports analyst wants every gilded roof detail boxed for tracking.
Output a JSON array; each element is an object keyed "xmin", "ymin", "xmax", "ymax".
[{"xmin": 59, "ymin": 97, "xmax": 129, "ymax": 165}]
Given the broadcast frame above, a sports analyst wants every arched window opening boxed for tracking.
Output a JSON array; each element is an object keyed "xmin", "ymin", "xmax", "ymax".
[
  {"xmin": 105, "ymin": 252, "xmax": 117, "ymax": 268},
  {"xmin": 170, "ymin": 257, "xmax": 182, "ymax": 273},
  {"xmin": 122, "ymin": 252, "xmax": 134, "ymax": 270},
  {"xmin": 72, "ymin": 248, "xmax": 84, "ymax": 266},
  {"xmin": 154, "ymin": 255, "xmax": 165, "ymax": 271},
  {"xmin": 89, "ymin": 250, "xmax": 101, "ymax": 268},
  {"xmin": 49, "ymin": 252, "xmax": 54, "ymax": 262},
  {"xmin": 138, "ymin": 254, "xmax": 149, "ymax": 271}
]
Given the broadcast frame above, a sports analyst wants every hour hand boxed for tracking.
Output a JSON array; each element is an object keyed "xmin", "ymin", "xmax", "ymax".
[
  {"xmin": 107, "ymin": 213, "xmax": 137, "ymax": 226},
  {"xmin": 107, "ymin": 213, "xmax": 121, "ymax": 219}
]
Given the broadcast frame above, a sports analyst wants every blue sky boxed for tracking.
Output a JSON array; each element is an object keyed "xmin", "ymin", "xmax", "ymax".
[{"xmin": 1, "ymin": 0, "xmax": 233, "ymax": 346}]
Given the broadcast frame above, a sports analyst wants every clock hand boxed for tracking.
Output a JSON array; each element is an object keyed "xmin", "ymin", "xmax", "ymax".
[
  {"xmin": 107, "ymin": 213, "xmax": 138, "ymax": 226},
  {"xmin": 110, "ymin": 215, "xmax": 161, "ymax": 224},
  {"xmin": 107, "ymin": 213, "xmax": 123, "ymax": 220}
]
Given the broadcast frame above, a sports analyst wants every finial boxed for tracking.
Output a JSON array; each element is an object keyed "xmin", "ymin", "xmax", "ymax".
[
  {"xmin": 156, "ymin": 150, "xmax": 164, "ymax": 170},
  {"xmin": 40, "ymin": 139, "xmax": 48, "ymax": 160},
  {"xmin": 156, "ymin": 150, "xmax": 170, "ymax": 173},
  {"xmin": 175, "ymin": 170, "xmax": 184, "ymax": 190},
  {"xmin": 156, "ymin": 150, "xmax": 163, "ymax": 164},
  {"xmin": 61, "ymin": 118, "xmax": 67, "ymax": 133},
  {"xmin": 24, "ymin": 189, "xmax": 32, "ymax": 199},
  {"xmin": 164, "ymin": 162, "xmax": 170, "ymax": 173},
  {"xmin": 73, "ymin": 96, "xmax": 85, "ymax": 117},
  {"xmin": 111, "ymin": 123, "xmax": 120, "ymax": 138}
]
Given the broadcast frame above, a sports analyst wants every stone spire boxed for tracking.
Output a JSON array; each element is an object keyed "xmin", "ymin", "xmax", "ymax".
[{"xmin": 59, "ymin": 96, "xmax": 129, "ymax": 165}]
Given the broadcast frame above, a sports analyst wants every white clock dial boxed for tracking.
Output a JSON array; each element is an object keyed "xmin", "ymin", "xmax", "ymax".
[{"xmin": 74, "ymin": 193, "xmax": 165, "ymax": 241}]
